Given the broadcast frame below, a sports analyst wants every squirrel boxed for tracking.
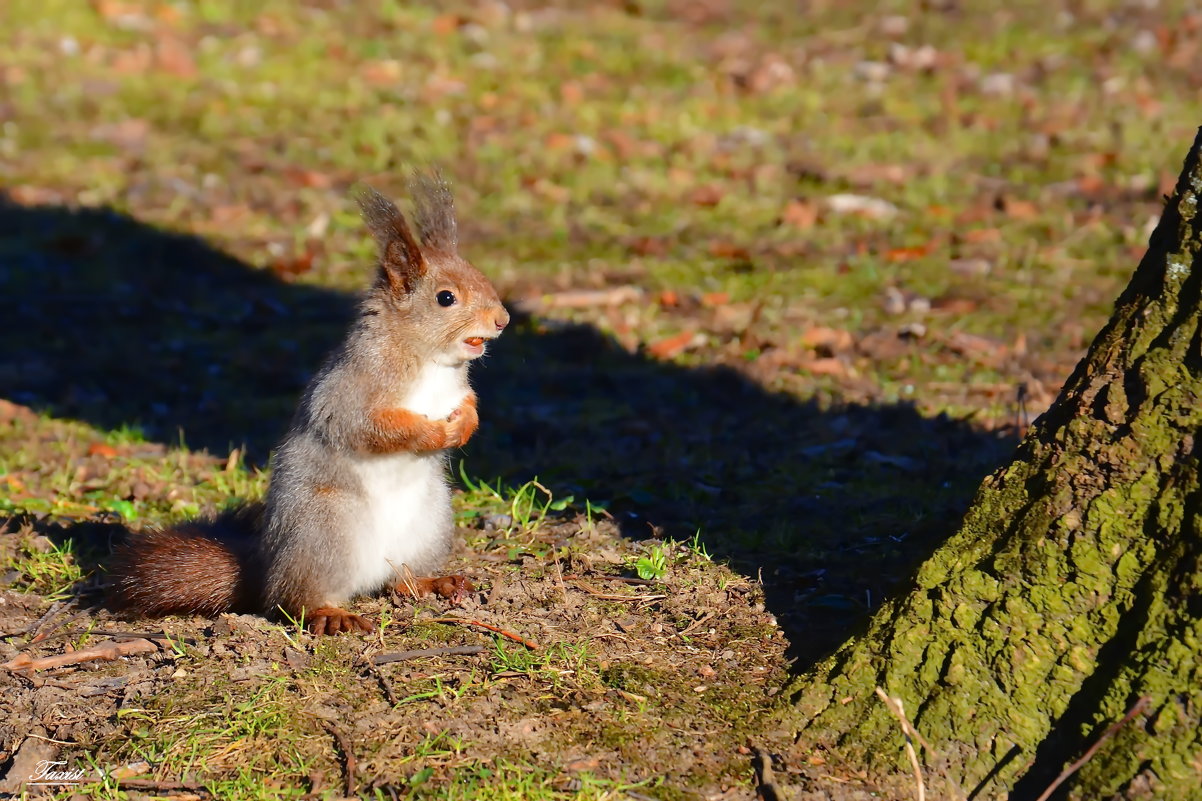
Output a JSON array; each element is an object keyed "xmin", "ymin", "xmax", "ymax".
[{"xmin": 107, "ymin": 172, "xmax": 510, "ymax": 635}]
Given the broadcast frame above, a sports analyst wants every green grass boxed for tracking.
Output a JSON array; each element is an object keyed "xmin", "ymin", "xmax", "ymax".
[
  {"xmin": 630, "ymin": 542, "xmax": 669, "ymax": 580},
  {"xmin": 4, "ymin": 534, "xmax": 84, "ymax": 599}
]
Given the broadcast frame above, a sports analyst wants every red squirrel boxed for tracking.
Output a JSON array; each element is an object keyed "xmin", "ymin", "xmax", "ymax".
[{"xmin": 108, "ymin": 172, "xmax": 510, "ymax": 635}]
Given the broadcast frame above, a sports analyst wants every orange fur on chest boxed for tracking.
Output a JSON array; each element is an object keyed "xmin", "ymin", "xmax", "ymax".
[
  {"xmin": 364, "ymin": 407, "xmax": 447, "ymax": 453},
  {"xmin": 358, "ymin": 391, "xmax": 478, "ymax": 454}
]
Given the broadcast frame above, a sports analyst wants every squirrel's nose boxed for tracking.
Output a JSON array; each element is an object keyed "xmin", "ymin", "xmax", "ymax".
[{"xmin": 495, "ymin": 307, "xmax": 510, "ymax": 331}]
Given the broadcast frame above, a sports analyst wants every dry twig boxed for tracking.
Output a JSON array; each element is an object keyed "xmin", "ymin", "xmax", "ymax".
[
  {"xmin": 678, "ymin": 611, "xmax": 716, "ymax": 638},
  {"xmin": 116, "ymin": 779, "xmax": 207, "ymax": 793},
  {"xmin": 561, "ymin": 573, "xmax": 656, "ymax": 586},
  {"xmin": 568, "ymin": 581, "xmax": 667, "ymax": 603},
  {"xmin": 322, "ymin": 720, "xmax": 357, "ymax": 797},
  {"xmin": 510, "ymin": 286, "xmax": 642, "ymax": 313},
  {"xmin": 17, "ymin": 629, "xmax": 195, "ymax": 652},
  {"xmin": 3, "ymin": 638, "xmax": 159, "ymax": 672},
  {"xmin": 751, "ymin": 746, "xmax": 784, "ymax": 801},
  {"xmin": 5, "ymin": 601, "xmax": 66, "ymax": 641},
  {"xmin": 27, "ymin": 608, "xmax": 87, "ymax": 646},
  {"xmin": 364, "ymin": 661, "xmax": 399, "ymax": 705},
  {"xmin": 428, "ymin": 617, "xmax": 540, "ymax": 650},
  {"xmin": 875, "ymin": 687, "xmax": 927, "ymax": 801},
  {"xmin": 552, "ymin": 553, "xmax": 568, "ymax": 606},
  {"xmin": 105, "ymin": 630, "xmax": 197, "ymax": 644},
  {"xmin": 1033, "ymin": 695, "xmax": 1152, "ymax": 801}
]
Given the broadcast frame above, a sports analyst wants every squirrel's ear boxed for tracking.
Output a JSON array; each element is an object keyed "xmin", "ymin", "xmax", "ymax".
[
  {"xmin": 407, "ymin": 168, "xmax": 458, "ymax": 257},
  {"xmin": 351, "ymin": 183, "xmax": 427, "ymax": 293}
]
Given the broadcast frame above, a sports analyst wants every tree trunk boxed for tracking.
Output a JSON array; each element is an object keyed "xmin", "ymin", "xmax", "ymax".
[{"xmin": 784, "ymin": 129, "xmax": 1202, "ymax": 800}]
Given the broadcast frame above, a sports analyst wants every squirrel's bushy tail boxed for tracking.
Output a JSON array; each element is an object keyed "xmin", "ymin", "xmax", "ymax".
[{"xmin": 107, "ymin": 503, "xmax": 263, "ymax": 617}]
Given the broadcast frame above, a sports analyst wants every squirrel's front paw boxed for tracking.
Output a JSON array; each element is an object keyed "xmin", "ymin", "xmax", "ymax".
[{"xmin": 442, "ymin": 401, "xmax": 479, "ymax": 448}]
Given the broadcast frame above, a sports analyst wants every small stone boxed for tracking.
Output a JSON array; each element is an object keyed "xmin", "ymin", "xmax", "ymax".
[
  {"xmin": 461, "ymin": 23, "xmax": 489, "ymax": 45},
  {"xmin": 878, "ymin": 15, "xmax": 909, "ymax": 36},
  {"xmin": 825, "ymin": 193, "xmax": 899, "ymax": 220},
  {"xmin": 482, "ymin": 513, "xmax": 513, "ymax": 530},
  {"xmin": 574, "ymin": 135, "xmax": 597, "ymax": 156},
  {"xmin": 1130, "ymin": 30, "xmax": 1158, "ymax": 55},
  {"xmin": 883, "ymin": 287, "xmax": 908, "ymax": 315},
  {"xmin": 948, "ymin": 258, "xmax": 992, "ymax": 277},
  {"xmin": 888, "ymin": 43, "xmax": 938, "ymax": 70},
  {"xmin": 979, "ymin": 73, "xmax": 1015, "ymax": 96},
  {"xmin": 854, "ymin": 60, "xmax": 891, "ymax": 82},
  {"xmin": 236, "ymin": 45, "xmax": 262, "ymax": 67}
]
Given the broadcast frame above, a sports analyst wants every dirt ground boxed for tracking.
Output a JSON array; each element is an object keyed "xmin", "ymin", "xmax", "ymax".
[{"xmin": 1, "ymin": 502, "xmax": 822, "ymax": 800}]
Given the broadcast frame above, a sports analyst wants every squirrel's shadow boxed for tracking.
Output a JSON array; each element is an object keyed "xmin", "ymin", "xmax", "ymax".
[{"xmin": 0, "ymin": 197, "xmax": 1014, "ymax": 666}]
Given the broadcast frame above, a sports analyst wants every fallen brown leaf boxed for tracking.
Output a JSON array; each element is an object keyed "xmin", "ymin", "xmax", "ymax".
[
  {"xmin": 560, "ymin": 81, "xmax": 584, "ymax": 105},
  {"xmin": 998, "ymin": 195, "xmax": 1039, "ymax": 220},
  {"xmin": 511, "ymin": 286, "xmax": 642, "ymax": 312},
  {"xmin": 155, "ymin": 37, "xmax": 197, "ymax": 78},
  {"xmin": 544, "ymin": 132, "xmax": 575, "ymax": 151},
  {"xmin": 648, "ymin": 330, "xmax": 697, "ymax": 359},
  {"xmin": 432, "ymin": 13, "xmax": 465, "ymax": 35},
  {"xmin": 708, "ymin": 240, "xmax": 749, "ymax": 259},
  {"xmin": 283, "ymin": 168, "xmax": 333, "ymax": 189},
  {"xmin": 801, "ymin": 326, "xmax": 855, "ymax": 353},
  {"xmin": 628, "ymin": 236, "xmax": 668, "ymax": 257},
  {"xmin": 361, "ymin": 60, "xmax": 403, "ymax": 85},
  {"xmin": 884, "ymin": 245, "xmax": 931, "ymax": 262},
  {"xmin": 271, "ymin": 249, "xmax": 316, "ymax": 279},
  {"xmin": 689, "ymin": 184, "xmax": 724, "ymax": 207},
  {"xmin": 963, "ymin": 228, "xmax": 1002, "ymax": 245},
  {"xmin": 842, "ymin": 163, "xmax": 914, "ymax": 186},
  {"xmin": 931, "ymin": 296, "xmax": 981, "ymax": 314},
  {"xmin": 797, "ymin": 357, "xmax": 848, "ymax": 377},
  {"xmin": 780, "ymin": 198, "xmax": 819, "ymax": 229}
]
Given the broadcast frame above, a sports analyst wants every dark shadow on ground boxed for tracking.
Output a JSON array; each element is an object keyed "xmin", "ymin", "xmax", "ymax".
[{"xmin": 0, "ymin": 196, "xmax": 1015, "ymax": 666}]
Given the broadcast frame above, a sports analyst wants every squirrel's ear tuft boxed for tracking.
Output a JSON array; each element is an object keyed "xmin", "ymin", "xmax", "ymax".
[
  {"xmin": 351, "ymin": 182, "xmax": 426, "ymax": 293},
  {"xmin": 407, "ymin": 168, "xmax": 458, "ymax": 256}
]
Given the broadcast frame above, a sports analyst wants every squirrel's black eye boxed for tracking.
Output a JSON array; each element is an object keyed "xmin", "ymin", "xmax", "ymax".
[{"xmin": 436, "ymin": 290, "xmax": 457, "ymax": 307}]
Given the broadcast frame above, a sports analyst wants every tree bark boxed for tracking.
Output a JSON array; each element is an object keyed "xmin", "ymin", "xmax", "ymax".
[{"xmin": 785, "ymin": 129, "xmax": 1202, "ymax": 800}]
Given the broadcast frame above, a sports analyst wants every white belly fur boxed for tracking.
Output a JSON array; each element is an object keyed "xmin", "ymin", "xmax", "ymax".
[
  {"xmin": 345, "ymin": 364, "xmax": 468, "ymax": 597},
  {"xmin": 404, "ymin": 362, "xmax": 466, "ymax": 419}
]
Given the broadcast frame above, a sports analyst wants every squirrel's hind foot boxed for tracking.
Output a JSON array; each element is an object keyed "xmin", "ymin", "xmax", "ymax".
[
  {"xmin": 394, "ymin": 574, "xmax": 475, "ymax": 605},
  {"xmin": 307, "ymin": 607, "xmax": 375, "ymax": 635}
]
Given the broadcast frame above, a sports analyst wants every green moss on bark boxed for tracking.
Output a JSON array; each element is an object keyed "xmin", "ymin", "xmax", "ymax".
[{"xmin": 783, "ymin": 129, "xmax": 1202, "ymax": 799}]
